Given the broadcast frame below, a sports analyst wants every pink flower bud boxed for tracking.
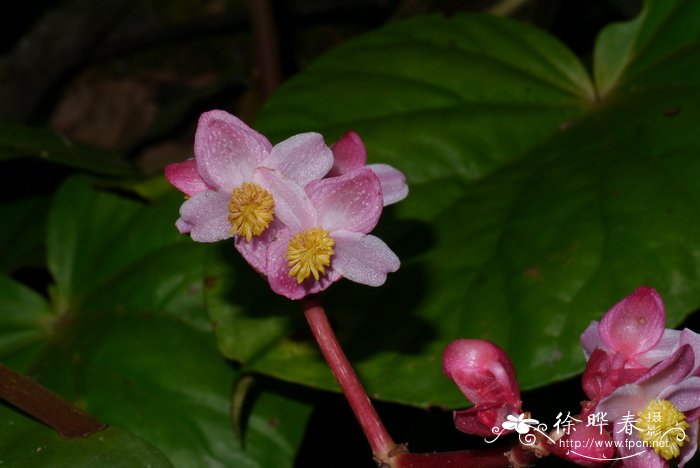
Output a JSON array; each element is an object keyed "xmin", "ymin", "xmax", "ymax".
[
  {"xmin": 582, "ymin": 349, "xmax": 647, "ymax": 402},
  {"xmin": 443, "ymin": 339, "xmax": 522, "ymax": 436}
]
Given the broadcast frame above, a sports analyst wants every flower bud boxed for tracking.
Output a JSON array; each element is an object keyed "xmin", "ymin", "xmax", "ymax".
[{"xmin": 443, "ymin": 339, "xmax": 522, "ymax": 436}]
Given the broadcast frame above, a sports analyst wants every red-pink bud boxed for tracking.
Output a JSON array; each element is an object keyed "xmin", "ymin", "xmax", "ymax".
[
  {"xmin": 443, "ymin": 339, "xmax": 522, "ymax": 436},
  {"xmin": 581, "ymin": 348, "xmax": 647, "ymax": 402}
]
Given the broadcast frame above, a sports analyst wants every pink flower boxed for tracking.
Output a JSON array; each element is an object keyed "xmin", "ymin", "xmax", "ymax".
[
  {"xmin": 165, "ymin": 110, "xmax": 332, "ymax": 273},
  {"xmin": 263, "ymin": 166, "xmax": 400, "ymax": 300},
  {"xmin": 595, "ymin": 344, "xmax": 700, "ymax": 467},
  {"xmin": 580, "ymin": 287, "xmax": 677, "ymax": 402},
  {"xmin": 442, "ymin": 339, "xmax": 522, "ymax": 437},
  {"xmin": 329, "ymin": 131, "xmax": 408, "ymax": 206}
]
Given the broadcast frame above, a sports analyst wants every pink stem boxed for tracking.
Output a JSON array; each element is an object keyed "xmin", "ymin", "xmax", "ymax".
[{"xmin": 302, "ymin": 297, "xmax": 396, "ymax": 460}]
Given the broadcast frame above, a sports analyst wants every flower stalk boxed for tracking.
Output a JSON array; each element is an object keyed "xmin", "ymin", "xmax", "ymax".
[{"xmin": 302, "ymin": 296, "xmax": 397, "ymax": 462}]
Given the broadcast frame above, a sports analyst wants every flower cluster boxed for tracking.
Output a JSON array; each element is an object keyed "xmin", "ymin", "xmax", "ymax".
[
  {"xmin": 165, "ymin": 110, "xmax": 407, "ymax": 299},
  {"xmin": 442, "ymin": 286, "xmax": 700, "ymax": 468},
  {"xmin": 581, "ymin": 287, "xmax": 700, "ymax": 468}
]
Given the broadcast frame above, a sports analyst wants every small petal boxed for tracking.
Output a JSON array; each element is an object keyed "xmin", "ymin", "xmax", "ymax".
[
  {"xmin": 680, "ymin": 329, "xmax": 700, "ymax": 375},
  {"xmin": 596, "ymin": 383, "xmax": 647, "ymax": 421},
  {"xmin": 368, "ymin": 163, "xmax": 409, "ymax": 205},
  {"xmin": 599, "ymin": 286, "xmax": 666, "ymax": 358},
  {"xmin": 176, "ymin": 217, "xmax": 192, "ymax": 234},
  {"xmin": 331, "ymin": 230, "xmax": 399, "ymax": 287},
  {"xmin": 637, "ymin": 328, "xmax": 682, "ymax": 368},
  {"xmin": 194, "ymin": 110, "xmax": 270, "ymax": 191},
  {"xmin": 266, "ymin": 132, "xmax": 333, "ymax": 187},
  {"xmin": 636, "ymin": 344, "xmax": 694, "ymax": 398},
  {"xmin": 679, "ymin": 420, "xmax": 698, "ymax": 468},
  {"xmin": 165, "ymin": 159, "xmax": 209, "ymax": 196},
  {"xmin": 178, "ymin": 190, "xmax": 232, "ymax": 242},
  {"xmin": 580, "ymin": 321, "xmax": 602, "ymax": 357},
  {"xmin": 307, "ymin": 167, "xmax": 383, "ymax": 234},
  {"xmin": 328, "ymin": 131, "xmax": 366, "ymax": 177},
  {"xmin": 612, "ymin": 430, "xmax": 665, "ymax": 468},
  {"xmin": 661, "ymin": 376, "xmax": 700, "ymax": 414},
  {"xmin": 234, "ymin": 219, "xmax": 283, "ymax": 275},
  {"xmin": 254, "ymin": 168, "xmax": 316, "ymax": 233}
]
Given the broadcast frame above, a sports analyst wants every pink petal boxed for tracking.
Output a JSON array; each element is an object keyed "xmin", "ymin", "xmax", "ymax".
[
  {"xmin": 368, "ymin": 163, "xmax": 408, "ymax": 206},
  {"xmin": 254, "ymin": 168, "xmax": 316, "ymax": 233},
  {"xmin": 176, "ymin": 217, "xmax": 192, "ymax": 234},
  {"xmin": 636, "ymin": 344, "xmax": 694, "ymax": 398},
  {"xmin": 599, "ymin": 286, "xmax": 666, "ymax": 358},
  {"xmin": 680, "ymin": 329, "xmax": 700, "ymax": 375},
  {"xmin": 596, "ymin": 383, "xmax": 647, "ymax": 421},
  {"xmin": 306, "ymin": 167, "xmax": 383, "ymax": 234},
  {"xmin": 580, "ymin": 321, "xmax": 602, "ymax": 357},
  {"xmin": 266, "ymin": 132, "xmax": 333, "ymax": 187},
  {"xmin": 234, "ymin": 219, "xmax": 283, "ymax": 276},
  {"xmin": 637, "ymin": 328, "xmax": 682, "ymax": 368},
  {"xmin": 328, "ymin": 131, "xmax": 366, "ymax": 177},
  {"xmin": 679, "ymin": 420, "xmax": 698, "ymax": 468},
  {"xmin": 178, "ymin": 190, "xmax": 232, "ymax": 242},
  {"xmin": 194, "ymin": 110, "xmax": 271, "ymax": 191},
  {"xmin": 164, "ymin": 159, "xmax": 209, "ymax": 196},
  {"xmin": 612, "ymin": 430, "xmax": 665, "ymax": 468},
  {"xmin": 661, "ymin": 376, "xmax": 700, "ymax": 414},
  {"xmin": 330, "ymin": 230, "xmax": 399, "ymax": 287},
  {"xmin": 266, "ymin": 230, "xmax": 340, "ymax": 300},
  {"xmin": 442, "ymin": 339, "xmax": 521, "ymax": 408}
]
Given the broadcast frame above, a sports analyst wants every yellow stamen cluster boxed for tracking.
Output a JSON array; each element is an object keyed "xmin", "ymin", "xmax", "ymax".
[
  {"xmin": 637, "ymin": 399, "xmax": 689, "ymax": 460},
  {"xmin": 228, "ymin": 182, "xmax": 275, "ymax": 242},
  {"xmin": 286, "ymin": 228, "xmax": 334, "ymax": 284}
]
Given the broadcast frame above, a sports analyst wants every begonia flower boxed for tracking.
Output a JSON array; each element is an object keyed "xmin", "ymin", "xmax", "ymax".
[
  {"xmin": 580, "ymin": 287, "xmax": 675, "ymax": 402},
  {"xmin": 442, "ymin": 339, "xmax": 522, "ymax": 437},
  {"xmin": 595, "ymin": 344, "xmax": 700, "ymax": 468},
  {"xmin": 329, "ymin": 131, "xmax": 408, "ymax": 206},
  {"xmin": 263, "ymin": 166, "xmax": 400, "ymax": 299},
  {"xmin": 166, "ymin": 110, "xmax": 332, "ymax": 273}
]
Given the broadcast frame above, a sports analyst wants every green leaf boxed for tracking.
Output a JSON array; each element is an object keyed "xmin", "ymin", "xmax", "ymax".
[
  {"xmin": 0, "ymin": 177, "xmax": 311, "ymax": 466},
  {"xmin": 0, "ymin": 121, "xmax": 136, "ymax": 176},
  {"xmin": 205, "ymin": 7, "xmax": 700, "ymax": 408},
  {"xmin": 0, "ymin": 404, "xmax": 173, "ymax": 467},
  {"xmin": 0, "ymin": 276, "xmax": 54, "ymax": 372},
  {"xmin": 594, "ymin": 0, "xmax": 700, "ymax": 96}
]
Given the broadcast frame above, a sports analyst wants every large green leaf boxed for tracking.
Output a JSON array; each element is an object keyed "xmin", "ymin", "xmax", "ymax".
[
  {"xmin": 0, "ymin": 177, "xmax": 311, "ymax": 467},
  {"xmin": 0, "ymin": 404, "xmax": 172, "ymax": 467},
  {"xmin": 0, "ymin": 276, "xmax": 54, "ymax": 372},
  {"xmin": 594, "ymin": 0, "xmax": 700, "ymax": 96},
  {"xmin": 205, "ymin": 4, "xmax": 700, "ymax": 408}
]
